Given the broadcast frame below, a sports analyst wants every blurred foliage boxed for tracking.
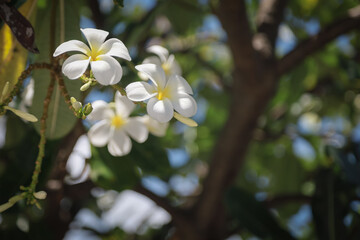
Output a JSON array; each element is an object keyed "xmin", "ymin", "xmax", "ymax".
[{"xmin": 1, "ymin": 0, "xmax": 360, "ymax": 239}]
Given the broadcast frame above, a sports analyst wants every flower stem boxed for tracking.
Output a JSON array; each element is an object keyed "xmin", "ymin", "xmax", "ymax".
[
  {"xmin": 26, "ymin": 77, "xmax": 55, "ymax": 204},
  {"xmin": 0, "ymin": 63, "xmax": 52, "ymax": 113},
  {"xmin": 54, "ymin": 74, "xmax": 81, "ymax": 117},
  {"xmin": 126, "ymin": 61, "xmax": 138, "ymax": 75}
]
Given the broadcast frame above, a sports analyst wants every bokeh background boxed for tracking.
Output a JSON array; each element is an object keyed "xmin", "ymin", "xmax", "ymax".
[{"xmin": 1, "ymin": 0, "xmax": 360, "ymax": 239}]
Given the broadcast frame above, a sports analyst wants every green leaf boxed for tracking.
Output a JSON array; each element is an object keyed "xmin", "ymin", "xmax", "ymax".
[
  {"xmin": 130, "ymin": 135, "xmax": 172, "ymax": 178},
  {"xmin": 162, "ymin": 0, "xmax": 205, "ymax": 34},
  {"xmin": 90, "ymin": 136, "xmax": 172, "ymax": 191},
  {"xmin": 226, "ymin": 187, "xmax": 295, "ymax": 240},
  {"xmin": 90, "ymin": 146, "xmax": 139, "ymax": 191},
  {"xmin": 113, "ymin": 0, "xmax": 124, "ymax": 8},
  {"xmin": 30, "ymin": 0, "xmax": 82, "ymax": 140}
]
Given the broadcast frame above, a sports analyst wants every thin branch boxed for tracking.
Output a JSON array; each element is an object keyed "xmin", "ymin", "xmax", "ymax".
[
  {"xmin": 254, "ymin": 0, "xmax": 288, "ymax": 58},
  {"xmin": 264, "ymin": 194, "xmax": 312, "ymax": 208},
  {"xmin": 278, "ymin": 5, "xmax": 360, "ymax": 75},
  {"xmin": 27, "ymin": 77, "xmax": 55, "ymax": 202}
]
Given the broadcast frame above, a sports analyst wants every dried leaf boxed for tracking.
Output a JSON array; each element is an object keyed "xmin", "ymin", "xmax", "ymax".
[{"xmin": 0, "ymin": 2, "xmax": 38, "ymax": 53}]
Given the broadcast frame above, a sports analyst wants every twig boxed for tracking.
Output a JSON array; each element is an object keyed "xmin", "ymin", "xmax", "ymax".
[
  {"xmin": 26, "ymin": 77, "xmax": 56, "ymax": 203},
  {"xmin": 278, "ymin": 5, "xmax": 360, "ymax": 75}
]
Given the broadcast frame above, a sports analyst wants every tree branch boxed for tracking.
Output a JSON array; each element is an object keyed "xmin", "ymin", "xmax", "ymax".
[
  {"xmin": 264, "ymin": 194, "xmax": 312, "ymax": 208},
  {"xmin": 195, "ymin": 0, "xmax": 279, "ymax": 234},
  {"xmin": 254, "ymin": 0, "xmax": 288, "ymax": 58},
  {"xmin": 213, "ymin": 0, "xmax": 257, "ymax": 79},
  {"xmin": 278, "ymin": 5, "xmax": 360, "ymax": 75}
]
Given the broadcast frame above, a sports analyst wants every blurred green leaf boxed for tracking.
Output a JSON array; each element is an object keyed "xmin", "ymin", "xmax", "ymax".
[
  {"xmin": 113, "ymin": 0, "xmax": 124, "ymax": 8},
  {"xmin": 162, "ymin": 0, "xmax": 205, "ymax": 34},
  {"xmin": 90, "ymin": 146, "xmax": 139, "ymax": 191},
  {"xmin": 226, "ymin": 187, "xmax": 295, "ymax": 240},
  {"xmin": 311, "ymin": 169, "xmax": 349, "ymax": 240}
]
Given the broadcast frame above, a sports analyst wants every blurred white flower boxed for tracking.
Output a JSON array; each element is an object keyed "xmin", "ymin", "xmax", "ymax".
[
  {"xmin": 87, "ymin": 92, "xmax": 148, "ymax": 156},
  {"xmin": 126, "ymin": 64, "xmax": 197, "ymax": 123},
  {"xmin": 53, "ymin": 28, "xmax": 131, "ymax": 85},
  {"xmin": 19, "ymin": 78, "xmax": 34, "ymax": 112},
  {"xmin": 139, "ymin": 45, "xmax": 181, "ymax": 80},
  {"xmin": 137, "ymin": 115, "xmax": 168, "ymax": 137}
]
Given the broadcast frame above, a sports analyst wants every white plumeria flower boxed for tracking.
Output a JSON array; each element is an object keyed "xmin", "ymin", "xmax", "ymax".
[
  {"xmin": 138, "ymin": 45, "xmax": 181, "ymax": 80},
  {"xmin": 137, "ymin": 115, "xmax": 168, "ymax": 137},
  {"xmin": 87, "ymin": 92, "xmax": 148, "ymax": 157},
  {"xmin": 126, "ymin": 64, "xmax": 197, "ymax": 123},
  {"xmin": 53, "ymin": 28, "xmax": 131, "ymax": 85}
]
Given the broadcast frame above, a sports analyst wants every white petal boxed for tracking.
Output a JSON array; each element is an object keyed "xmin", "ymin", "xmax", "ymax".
[
  {"xmin": 138, "ymin": 57, "xmax": 162, "ymax": 81},
  {"xmin": 171, "ymin": 93, "xmax": 197, "ymax": 117},
  {"xmin": 88, "ymin": 120, "xmax": 112, "ymax": 147},
  {"xmin": 125, "ymin": 81, "xmax": 157, "ymax": 102},
  {"xmin": 167, "ymin": 55, "xmax": 182, "ymax": 75},
  {"xmin": 135, "ymin": 64, "xmax": 166, "ymax": 89},
  {"xmin": 147, "ymin": 45, "xmax": 169, "ymax": 63},
  {"xmin": 143, "ymin": 56, "xmax": 162, "ymax": 66},
  {"xmin": 91, "ymin": 55, "xmax": 123, "ymax": 85},
  {"xmin": 138, "ymin": 115, "xmax": 168, "ymax": 137},
  {"xmin": 147, "ymin": 97, "xmax": 173, "ymax": 123},
  {"xmin": 108, "ymin": 130, "xmax": 132, "ymax": 156},
  {"xmin": 99, "ymin": 38, "xmax": 131, "ymax": 61},
  {"xmin": 62, "ymin": 54, "xmax": 90, "ymax": 79},
  {"xmin": 87, "ymin": 100, "xmax": 114, "ymax": 122},
  {"xmin": 166, "ymin": 75, "xmax": 193, "ymax": 95},
  {"xmin": 124, "ymin": 119, "xmax": 148, "ymax": 143},
  {"xmin": 81, "ymin": 28, "xmax": 109, "ymax": 51},
  {"xmin": 53, "ymin": 40, "xmax": 90, "ymax": 57},
  {"xmin": 115, "ymin": 92, "xmax": 135, "ymax": 117}
]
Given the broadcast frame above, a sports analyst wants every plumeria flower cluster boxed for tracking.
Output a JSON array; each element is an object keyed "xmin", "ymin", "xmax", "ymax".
[{"xmin": 54, "ymin": 28, "xmax": 197, "ymax": 157}]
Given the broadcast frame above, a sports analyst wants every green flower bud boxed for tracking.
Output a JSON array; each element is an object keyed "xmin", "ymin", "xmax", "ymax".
[{"xmin": 83, "ymin": 103, "xmax": 93, "ymax": 116}]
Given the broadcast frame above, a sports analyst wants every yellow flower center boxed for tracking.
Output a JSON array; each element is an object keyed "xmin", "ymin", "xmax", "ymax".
[
  {"xmin": 111, "ymin": 115, "xmax": 125, "ymax": 128},
  {"xmin": 162, "ymin": 63, "xmax": 171, "ymax": 76},
  {"xmin": 89, "ymin": 49, "xmax": 104, "ymax": 61},
  {"xmin": 157, "ymin": 87, "xmax": 170, "ymax": 100},
  {"xmin": 90, "ymin": 52, "xmax": 99, "ymax": 61}
]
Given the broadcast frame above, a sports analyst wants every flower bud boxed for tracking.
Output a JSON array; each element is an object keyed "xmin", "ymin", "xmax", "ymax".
[
  {"xmin": 34, "ymin": 191, "xmax": 47, "ymax": 200},
  {"xmin": 83, "ymin": 103, "xmax": 93, "ymax": 116},
  {"xmin": 80, "ymin": 81, "xmax": 92, "ymax": 91},
  {"xmin": 70, "ymin": 97, "xmax": 82, "ymax": 111}
]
